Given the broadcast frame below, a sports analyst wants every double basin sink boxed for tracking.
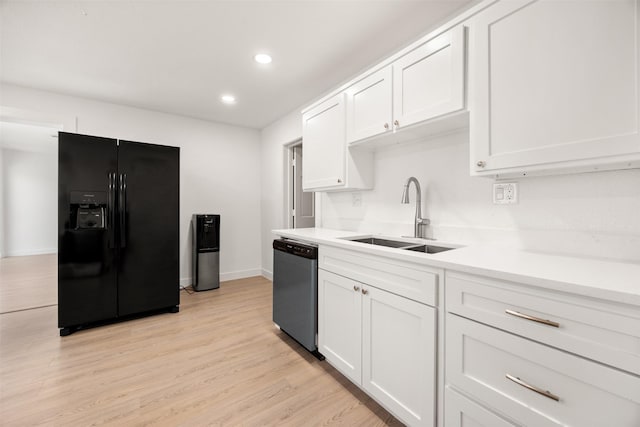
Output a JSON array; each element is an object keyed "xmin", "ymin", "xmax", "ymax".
[{"xmin": 343, "ymin": 236, "xmax": 455, "ymax": 254}]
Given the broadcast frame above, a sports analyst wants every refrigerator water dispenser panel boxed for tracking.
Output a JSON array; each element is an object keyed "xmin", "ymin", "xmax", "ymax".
[
  {"xmin": 69, "ymin": 191, "xmax": 107, "ymax": 229},
  {"xmin": 76, "ymin": 207, "xmax": 105, "ymax": 229}
]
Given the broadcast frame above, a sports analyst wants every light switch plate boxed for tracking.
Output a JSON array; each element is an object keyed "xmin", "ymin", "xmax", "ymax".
[{"xmin": 493, "ymin": 183, "xmax": 518, "ymax": 204}]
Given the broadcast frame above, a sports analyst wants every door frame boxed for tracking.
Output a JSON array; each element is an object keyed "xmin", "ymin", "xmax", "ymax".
[
  {"xmin": 0, "ymin": 106, "xmax": 76, "ymax": 259},
  {"xmin": 284, "ymin": 139, "xmax": 319, "ymax": 229}
]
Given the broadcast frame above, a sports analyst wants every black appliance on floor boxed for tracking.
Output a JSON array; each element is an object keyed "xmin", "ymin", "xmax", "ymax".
[
  {"xmin": 192, "ymin": 214, "xmax": 220, "ymax": 291},
  {"xmin": 58, "ymin": 132, "xmax": 180, "ymax": 336},
  {"xmin": 272, "ymin": 239, "xmax": 324, "ymax": 360}
]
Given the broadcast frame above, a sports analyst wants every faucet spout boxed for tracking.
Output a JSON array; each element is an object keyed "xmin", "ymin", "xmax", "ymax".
[{"xmin": 401, "ymin": 177, "xmax": 429, "ymax": 238}]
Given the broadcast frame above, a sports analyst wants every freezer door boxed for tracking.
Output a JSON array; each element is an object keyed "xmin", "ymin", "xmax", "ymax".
[
  {"xmin": 58, "ymin": 132, "xmax": 118, "ymax": 327},
  {"xmin": 116, "ymin": 140, "xmax": 180, "ymax": 316}
]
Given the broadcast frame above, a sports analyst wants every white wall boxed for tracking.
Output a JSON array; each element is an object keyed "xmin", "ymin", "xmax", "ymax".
[
  {"xmin": 321, "ymin": 131, "xmax": 640, "ymax": 263},
  {"xmin": 1, "ymin": 83, "xmax": 262, "ymax": 284},
  {"xmin": 1, "ymin": 147, "xmax": 58, "ymax": 256},
  {"xmin": 260, "ymin": 111, "xmax": 640, "ymax": 264},
  {"xmin": 259, "ymin": 109, "xmax": 303, "ymax": 279}
]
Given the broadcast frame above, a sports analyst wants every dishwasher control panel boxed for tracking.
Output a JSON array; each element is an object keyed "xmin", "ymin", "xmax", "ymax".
[{"xmin": 273, "ymin": 239, "xmax": 318, "ymax": 260}]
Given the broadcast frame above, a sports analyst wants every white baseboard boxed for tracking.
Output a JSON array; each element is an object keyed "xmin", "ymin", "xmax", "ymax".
[
  {"xmin": 180, "ymin": 268, "xmax": 264, "ymax": 287},
  {"xmin": 262, "ymin": 268, "xmax": 273, "ymax": 281},
  {"xmin": 221, "ymin": 268, "xmax": 262, "ymax": 282},
  {"xmin": 5, "ymin": 248, "xmax": 57, "ymax": 257}
]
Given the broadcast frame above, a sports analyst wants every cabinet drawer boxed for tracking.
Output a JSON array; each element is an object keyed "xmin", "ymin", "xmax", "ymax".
[
  {"xmin": 446, "ymin": 314, "xmax": 640, "ymax": 427},
  {"xmin": 445, "ymin": 272, "xmax": 640, "ymax": 375},
  {"xmin": 319, "ymin": 245, "xmax": 439, "ymax": 306},
  {"xmin": 444, "ymin": 387, "xmax": 518, "ymax": 427}
]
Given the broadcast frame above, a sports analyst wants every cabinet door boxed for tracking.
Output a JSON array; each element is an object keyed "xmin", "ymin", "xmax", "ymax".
[
  {"xmin": 318, "ymin": 269, "xmax": 362, "ymax": 384},
  {"xmin": 469, "ymin": 0, "xmax": 640, "ymax": 175},
  {"xmin": 345, "ymin": 66, "xmax": 393, "ymax": 143},
  {"xmin": 393, "ymin": 26, "xmax": 465, "ymax": 129},
  {"xmin": 362, "ymin": 285, "xmax": 436, "ymax": 427},
  {"xmin": 444, "ymin": 388, "xmax": 518, "ymax": 427},
  {"xmin": 302, "ymin": 94, "xmax": 346, "ymax": 190}
]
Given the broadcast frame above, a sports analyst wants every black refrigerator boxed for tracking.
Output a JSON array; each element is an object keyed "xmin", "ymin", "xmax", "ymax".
[{"xmin": 58, "ymin": 132, "xmax": 180, "ymax": 336}]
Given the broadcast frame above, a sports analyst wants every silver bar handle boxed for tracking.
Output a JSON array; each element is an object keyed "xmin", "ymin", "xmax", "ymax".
[
  {"xmin": 506, "ymin": 374, "xmax": 560, "ymax": 402},
  {"xmin": 505, "ymin": 309, "xmax": 560, "ymax": 328}
]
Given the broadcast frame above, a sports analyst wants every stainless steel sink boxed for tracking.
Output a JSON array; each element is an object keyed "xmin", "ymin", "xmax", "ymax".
[
  {"xmin": 348, "ymin": 237, "xmax": 417, "ymax": 248},
  {"xmin": 344, "ymin": 236, "xmax": 456, "ymax": 253},
  {"xmin": 403, "ymin": 244, "xmax": 453, "ymax": 254}
]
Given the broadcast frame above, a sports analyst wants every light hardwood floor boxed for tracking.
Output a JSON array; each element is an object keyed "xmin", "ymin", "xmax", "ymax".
[
  {"xmin": 0, "ymin": 254, "xmax": 58, "ymax": 314},
  {"xmin": 0, "ymin": 276, "xmax": 402, "ymax": 426}
]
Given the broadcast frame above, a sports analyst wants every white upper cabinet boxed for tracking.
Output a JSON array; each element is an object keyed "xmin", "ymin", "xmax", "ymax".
[
  {"xmin": 469, "ymin": 0, "xmax": 640, "ymax": 177},
  {"xmin": 393, "ymin": 26, "xmax": 465, "ymax": 130},
  {"xmin": 302, "ymin": 94, "xmax": 346, "ymax": 190},
  {"xmin": 344, "ymin": 26, "xmax": 466, "ymax": 146},
  {"xmin": 302, "ymin": 94, "xmax": 373, "ymax": 191},
  {"xmin": 345, "ymin": 66, "xmax": 393, "ymax": 143}
]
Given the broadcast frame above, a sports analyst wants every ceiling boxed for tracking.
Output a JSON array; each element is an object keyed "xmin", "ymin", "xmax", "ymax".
[{"xmin": 0, "ymin": 1, "xmax": 473, "ymax": 129}]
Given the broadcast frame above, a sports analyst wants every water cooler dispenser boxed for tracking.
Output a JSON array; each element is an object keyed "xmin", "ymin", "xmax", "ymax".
[{"xmin": 192, "ymin": 214, "xmax": 220, "ymax": 291}]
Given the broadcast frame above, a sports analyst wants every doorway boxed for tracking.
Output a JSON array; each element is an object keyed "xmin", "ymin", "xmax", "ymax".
[
  {"xmin": 287, "ymin": 141, "xmax": 315, "ymax": 228},
  {"xmin": 0, "ymin": 120, "xmax": 60, "ymax": 313}
]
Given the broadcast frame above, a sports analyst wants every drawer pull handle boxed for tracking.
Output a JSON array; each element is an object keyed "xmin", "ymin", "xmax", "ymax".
[
  {"xmin": 505, "ymin": 309, "xmax": 560, "ymax": 328},
  {"xmin": 353, "ymin": 285, "xmax": 360, "ymax": 292},
  {"xmin": 506, "ymin": 374, "xmax": 560, "ymax": 402}
]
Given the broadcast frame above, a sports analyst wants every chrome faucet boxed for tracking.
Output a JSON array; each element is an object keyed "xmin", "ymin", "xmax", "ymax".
[{"xmin": 401, "ymin": 177, "xmax": 430, "ymax": 238}]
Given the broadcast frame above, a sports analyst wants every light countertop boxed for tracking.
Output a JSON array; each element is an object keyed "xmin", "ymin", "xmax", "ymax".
[{"xmin": 273, "ymin": 227, "xmax": 640, "ymax": 307}]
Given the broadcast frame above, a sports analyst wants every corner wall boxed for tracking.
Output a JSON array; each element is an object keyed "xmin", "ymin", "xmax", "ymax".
[{"xmin": 259, "ymin": 109, "xmax": 303, "ymax": 279}]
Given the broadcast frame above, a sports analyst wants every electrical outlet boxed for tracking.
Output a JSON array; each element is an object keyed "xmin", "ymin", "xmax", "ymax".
[
  {"xmin": 493, "ymin": 183, "xmax": 518, "ymax": 204},
  {"xmin": 352, "ymin": 192, "xmax": 362, "ymax": 207}
]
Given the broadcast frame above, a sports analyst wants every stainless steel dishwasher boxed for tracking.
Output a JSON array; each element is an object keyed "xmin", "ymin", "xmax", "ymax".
[{"xmin": 272, "ymin": 239, "xmax": 324, "ymax": 360}]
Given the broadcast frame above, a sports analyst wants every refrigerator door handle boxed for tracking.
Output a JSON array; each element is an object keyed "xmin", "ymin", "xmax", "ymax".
[
  {"xmin": 119, "ymin": 173, "xmax": 127, "ymax": 248},
  {"xmin": 108, "ymin": 172, "xmax": 116, "ymax": 248}
]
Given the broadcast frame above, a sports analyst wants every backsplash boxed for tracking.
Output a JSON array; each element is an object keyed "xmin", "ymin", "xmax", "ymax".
[{"xmin": 320, "ymin": 131, "xmax": 640, "ymax": 263}]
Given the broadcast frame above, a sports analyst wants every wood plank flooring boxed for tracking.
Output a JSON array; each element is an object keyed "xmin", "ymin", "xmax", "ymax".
[
  {"xmin": 0, "ymin": 276, "xmax": 402, "ymax": 426},
  {"xmin": 0, "ymin": 254, "xmax": 57, "ymax": 314}
]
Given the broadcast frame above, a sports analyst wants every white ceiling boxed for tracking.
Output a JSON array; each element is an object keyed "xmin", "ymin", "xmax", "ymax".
[{"xmin": 0, "ymin": 0, "xmax": 473, "ymax": 129}]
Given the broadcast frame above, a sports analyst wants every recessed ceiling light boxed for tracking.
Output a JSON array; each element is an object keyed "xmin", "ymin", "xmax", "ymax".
[
  {"xmin": 254, "ymin": 53, "xmax": 272, "ymax": 64},
  {"xmin": 221, "ymin": 95, "xmax": 236, "ymax": 104}
]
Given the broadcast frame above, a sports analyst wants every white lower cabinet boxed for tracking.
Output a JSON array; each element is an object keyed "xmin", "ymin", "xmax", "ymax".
[
  {"xmin": 446, "ymin": 314, "xmax": 640, "ymax": 427},
  {"xmin": 362, "ymin": 285, "xmax": 436, "ymax": 426},
  {"xmin": 444, "ymin": 388, "xmax": 517, "ymax": 427},
  {"xmin": 318, "ymin": 268, "xmax": 436, "ymax": 426},
  {"xmin": 318, "ymin": 269, "xmax": 362, "ymax": 384}
]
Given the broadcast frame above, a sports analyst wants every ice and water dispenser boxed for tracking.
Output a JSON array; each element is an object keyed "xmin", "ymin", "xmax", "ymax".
[
  {"xmin": 192, "ymin": 214, "xmax": 220, "ymax": 291},
  {"xmin": 59, "ymin": 191, "xmax": 108, "ymax": 278}
]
